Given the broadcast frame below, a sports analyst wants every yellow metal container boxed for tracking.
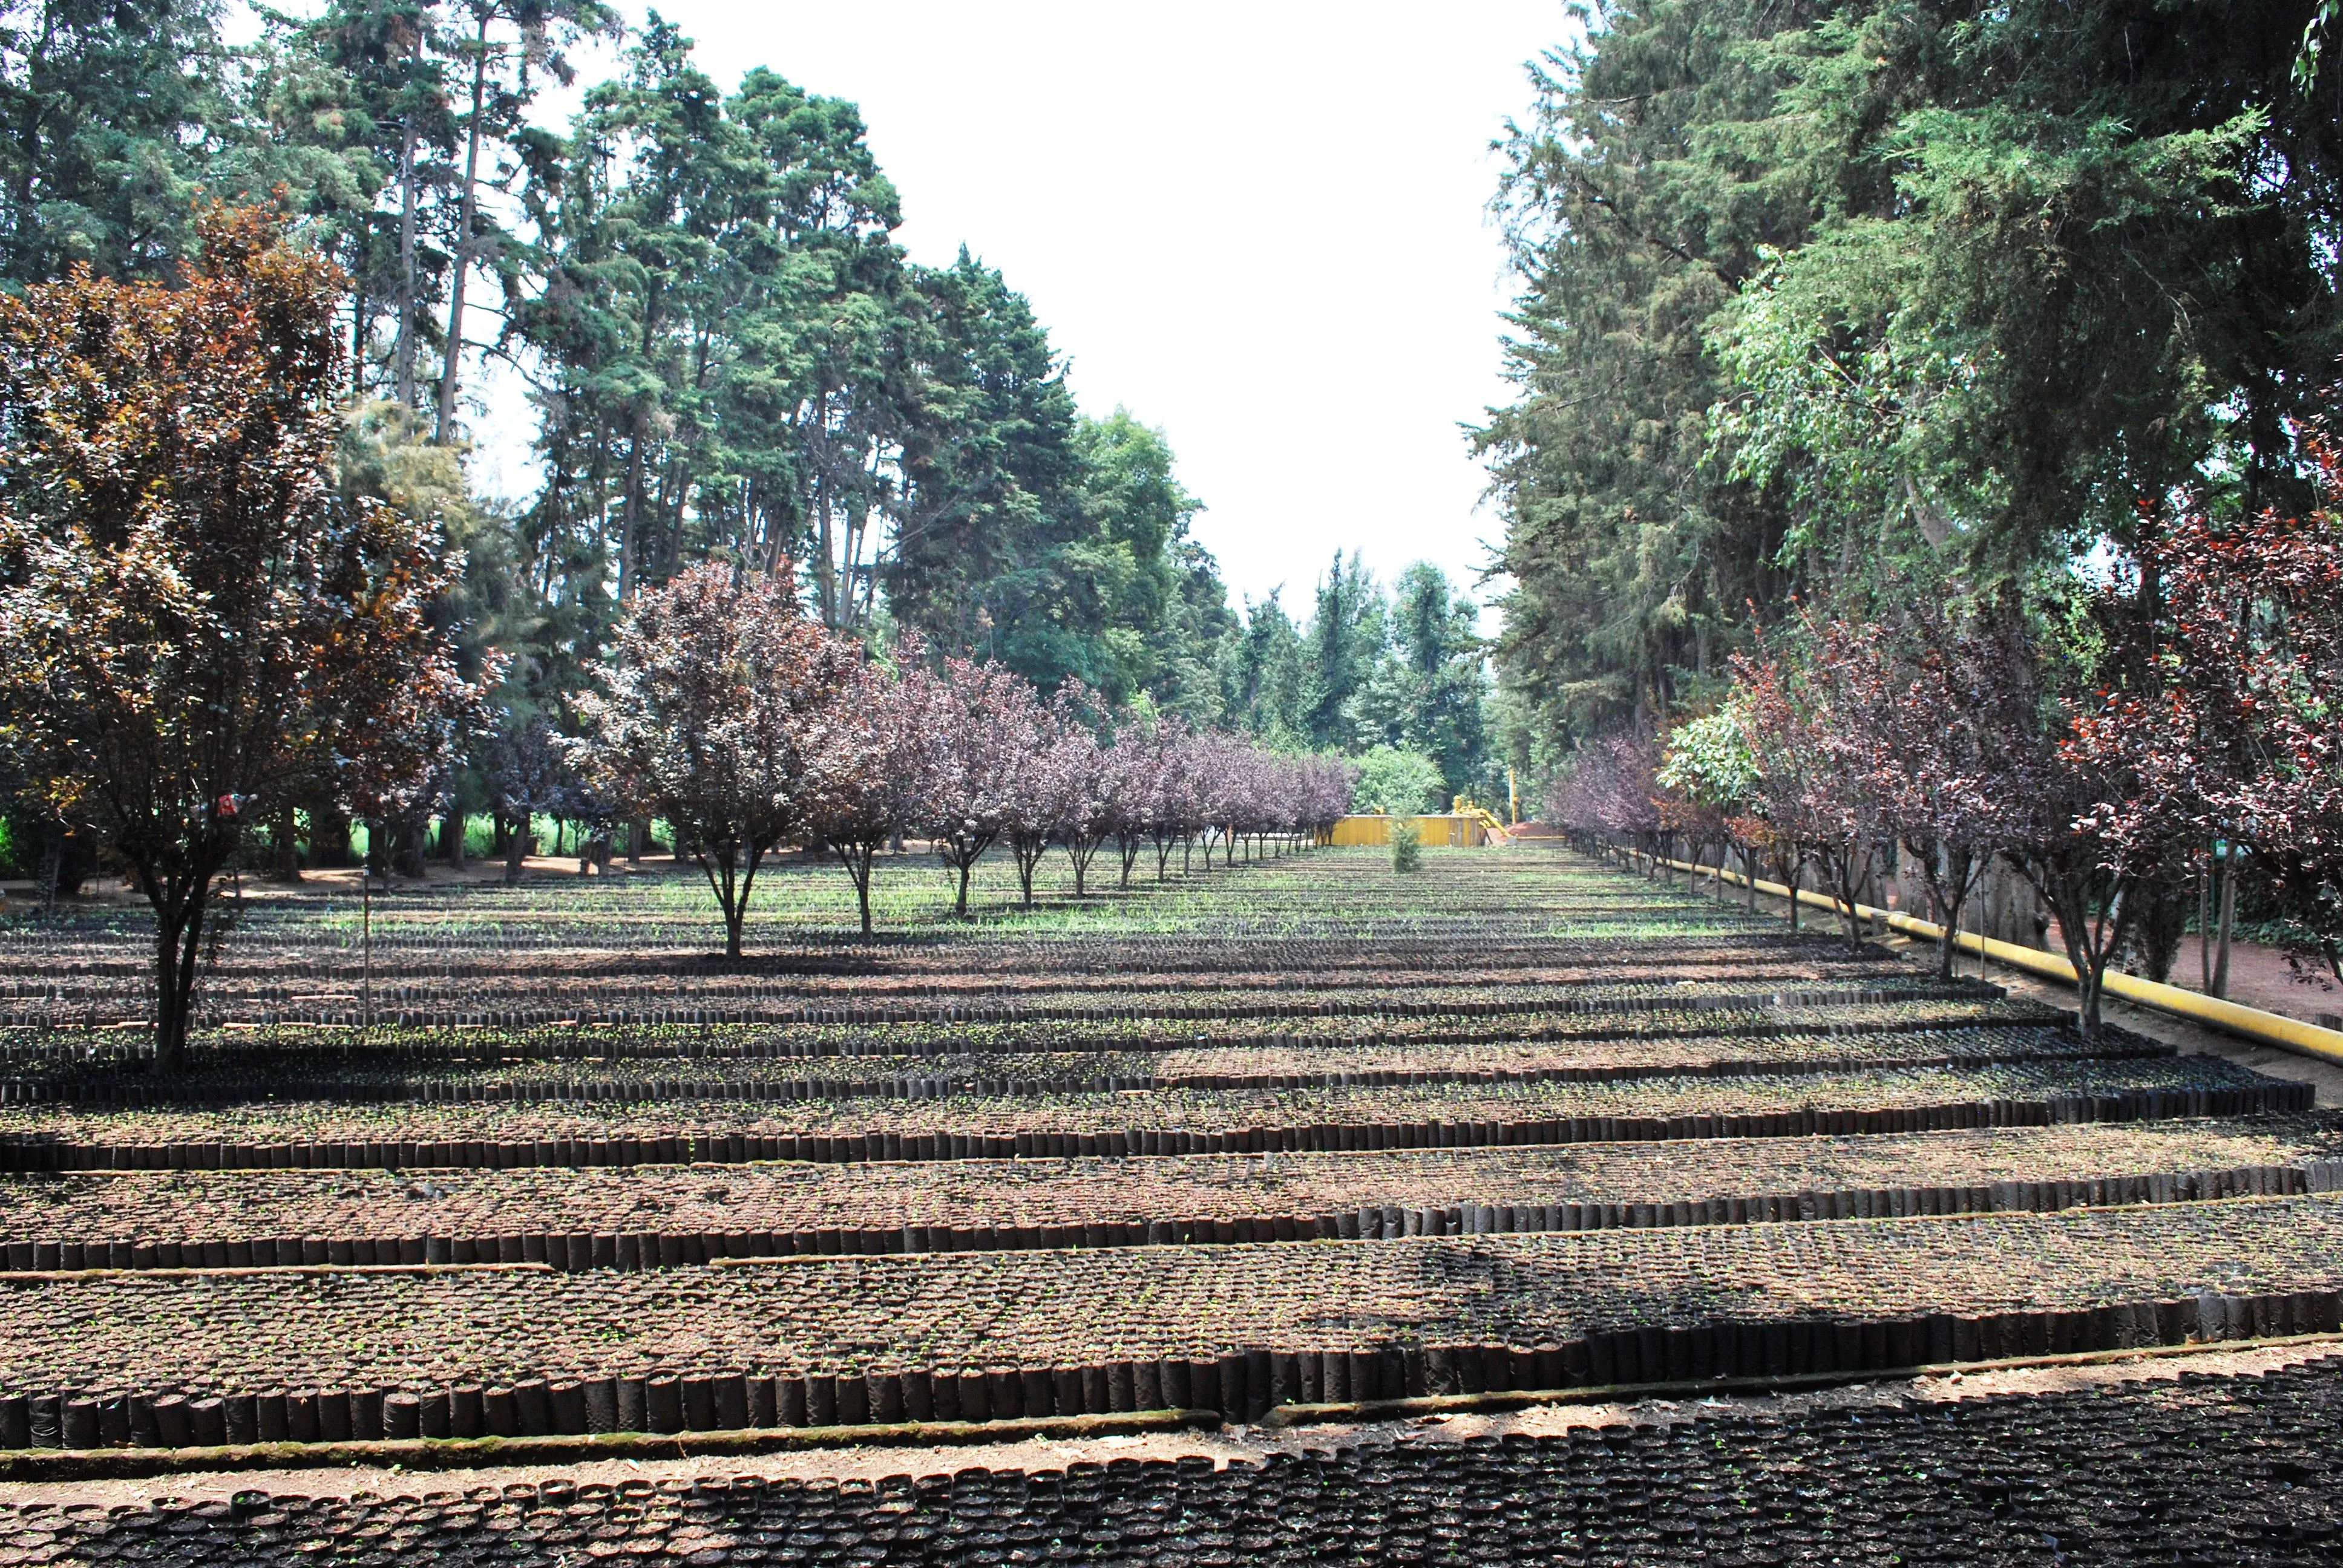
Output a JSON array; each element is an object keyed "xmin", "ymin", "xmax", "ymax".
[{"xmin": 1329, "ymin": 814, "xmax": 1489, "ymax": 848}]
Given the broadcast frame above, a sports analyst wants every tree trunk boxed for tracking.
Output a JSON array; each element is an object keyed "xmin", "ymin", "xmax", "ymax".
[
  {"xmin": 813, "ymin": 468, "xmax": 834, "ymax": 625},
  {"xmin": 434, "ymin": 24, "xmax": 490, "ymax": 443},
  {"xmin": 272, "ymin": 804, "xmax": 303, "ymax": 883},
  {"xmin": 395, "ymin": 815, "xmax": 430, "ymax": 878},
  {"xmin": 1065, "ymin": 837, "xmax": 1098, "ymax": 898},
  {"xmin": 618, "ymin": 412, "xmax": 647, "ymax": 601},
  {"xmin": 394, "ymin": 77, "xmax": 421, "ymax": 410},
  {"xmin": 1011, "ymin": 835, "xmax": 1044, "ymax": 909},
  {"xmin": 504, "ymin": 820, "xmax": 527, "ymax": 886},
  {"xmin": 350, "ymin": 283, "xmax": 370, "ymax": 400},
  {"xmin": 2031, "ymin": 863, "xmax": 2130, "ymax": 1039},
  {"xmin": 1820, "ymin": 843, "xmax": 1866, "ymax": 944},
  {"xmin": 36, "ymin": 822, "xmax": 60, "ymax": 918},
  {"xmin": 700, "ymin": 843, "xmax": 761, "ymax": 958},
  {"xmin": 1913, "ymin": 843, "xmax": 1977, "ymax": 982},
  {"xmin": 846, "ymin": 842, "xmax": 877, "ymax": 936},
  {"xmin": 2066, "ymin": 932, "xmax": 2110, "ymax": 1037},
  {"xmin": 704, "ymin": 851, "xmax": 744, "ymax": 958},
  {"xmin": 2199, "ymin": 861, "xmax": 2214, "ymax": 991},
  {"xmin": 152, "ymin": 903, "xmax": 200, "ymax": 1074},
  {"xmin": 2210, "ymin": 846, "xmax": 2236, "ymax": 999},
  {"xmin": 313, "ymin": 812, "xmax": 353, "ymax": 869},
  {"xmin": 140, "ymin": 857, "xmax": 222, "ymax": 1074}
]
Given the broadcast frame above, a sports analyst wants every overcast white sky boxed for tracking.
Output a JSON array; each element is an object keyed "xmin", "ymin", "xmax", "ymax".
[{"xmin": 557, "ymin": 2, "xmax": 1570, "ymax": 619}]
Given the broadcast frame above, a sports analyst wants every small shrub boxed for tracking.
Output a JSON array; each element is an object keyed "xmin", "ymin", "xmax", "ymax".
[{"xmin": 1390, "ymin": 818, "xmax": 1422, "ymax": 872}]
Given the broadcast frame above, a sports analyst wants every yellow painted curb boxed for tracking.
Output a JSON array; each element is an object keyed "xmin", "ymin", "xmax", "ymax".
[{"xmin": 1645, "ymin": 852, "xmax": 2343, "ymax": 1069}]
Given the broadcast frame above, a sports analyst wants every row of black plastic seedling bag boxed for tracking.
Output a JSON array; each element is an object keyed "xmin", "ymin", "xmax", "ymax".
[
  {"xmin": 0, "ymin": 1037, "xmax": 2157, "ymax": 1111},
  {"xmin": 0, "ymin": 980, "xmax": 1945, "ymax": 1035},
  {"xmin": 0, "ymin": 993, "xmax": 2037, "ymax": 1077},
  {"xmin": 2, "ymin": 1160, "xmax": 2328, "ymax": 1275},
  {"xmin": 5, "ymin": 1286, "xmax": 2338, "ymax": 1451},
  {"xmin": 0, "ymin": 1082, "xmax": 2313, "ymax": 1174}
]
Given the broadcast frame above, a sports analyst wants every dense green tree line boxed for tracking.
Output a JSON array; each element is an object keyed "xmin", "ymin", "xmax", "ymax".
[
  {"xmin": 0, "ymin": 0, "xmax": 1502, "ymax": 872},
  {"xmin": 1217, "ymin": 555, "xmax": 1498, "ymax": 809},
  {"xmin": 1483, "ymin": 0, "xmax": 2342, "ymax": 761},
  {"xmin": 0, "ymin": 2, "xmax": 1237, "ymax": 703}
]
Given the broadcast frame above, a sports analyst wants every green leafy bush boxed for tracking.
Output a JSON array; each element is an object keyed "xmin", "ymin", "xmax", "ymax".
[
  {"xmin": 1390, "ymin": 818, "xmax": 1422, "ymax": 872},
  {"xmin": 1352, "ymin": 746, "xmax": 1444, "ymax": 815}
]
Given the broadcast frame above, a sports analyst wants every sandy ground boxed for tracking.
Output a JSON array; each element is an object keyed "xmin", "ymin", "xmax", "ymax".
[
  {"xmin": 3, "ymin": 1339, "xmax": 2332, "ymax": 1509},
  {"xmin": 2154, "ymin": 932, "xmax": 2343, "ymax": 1025}
]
